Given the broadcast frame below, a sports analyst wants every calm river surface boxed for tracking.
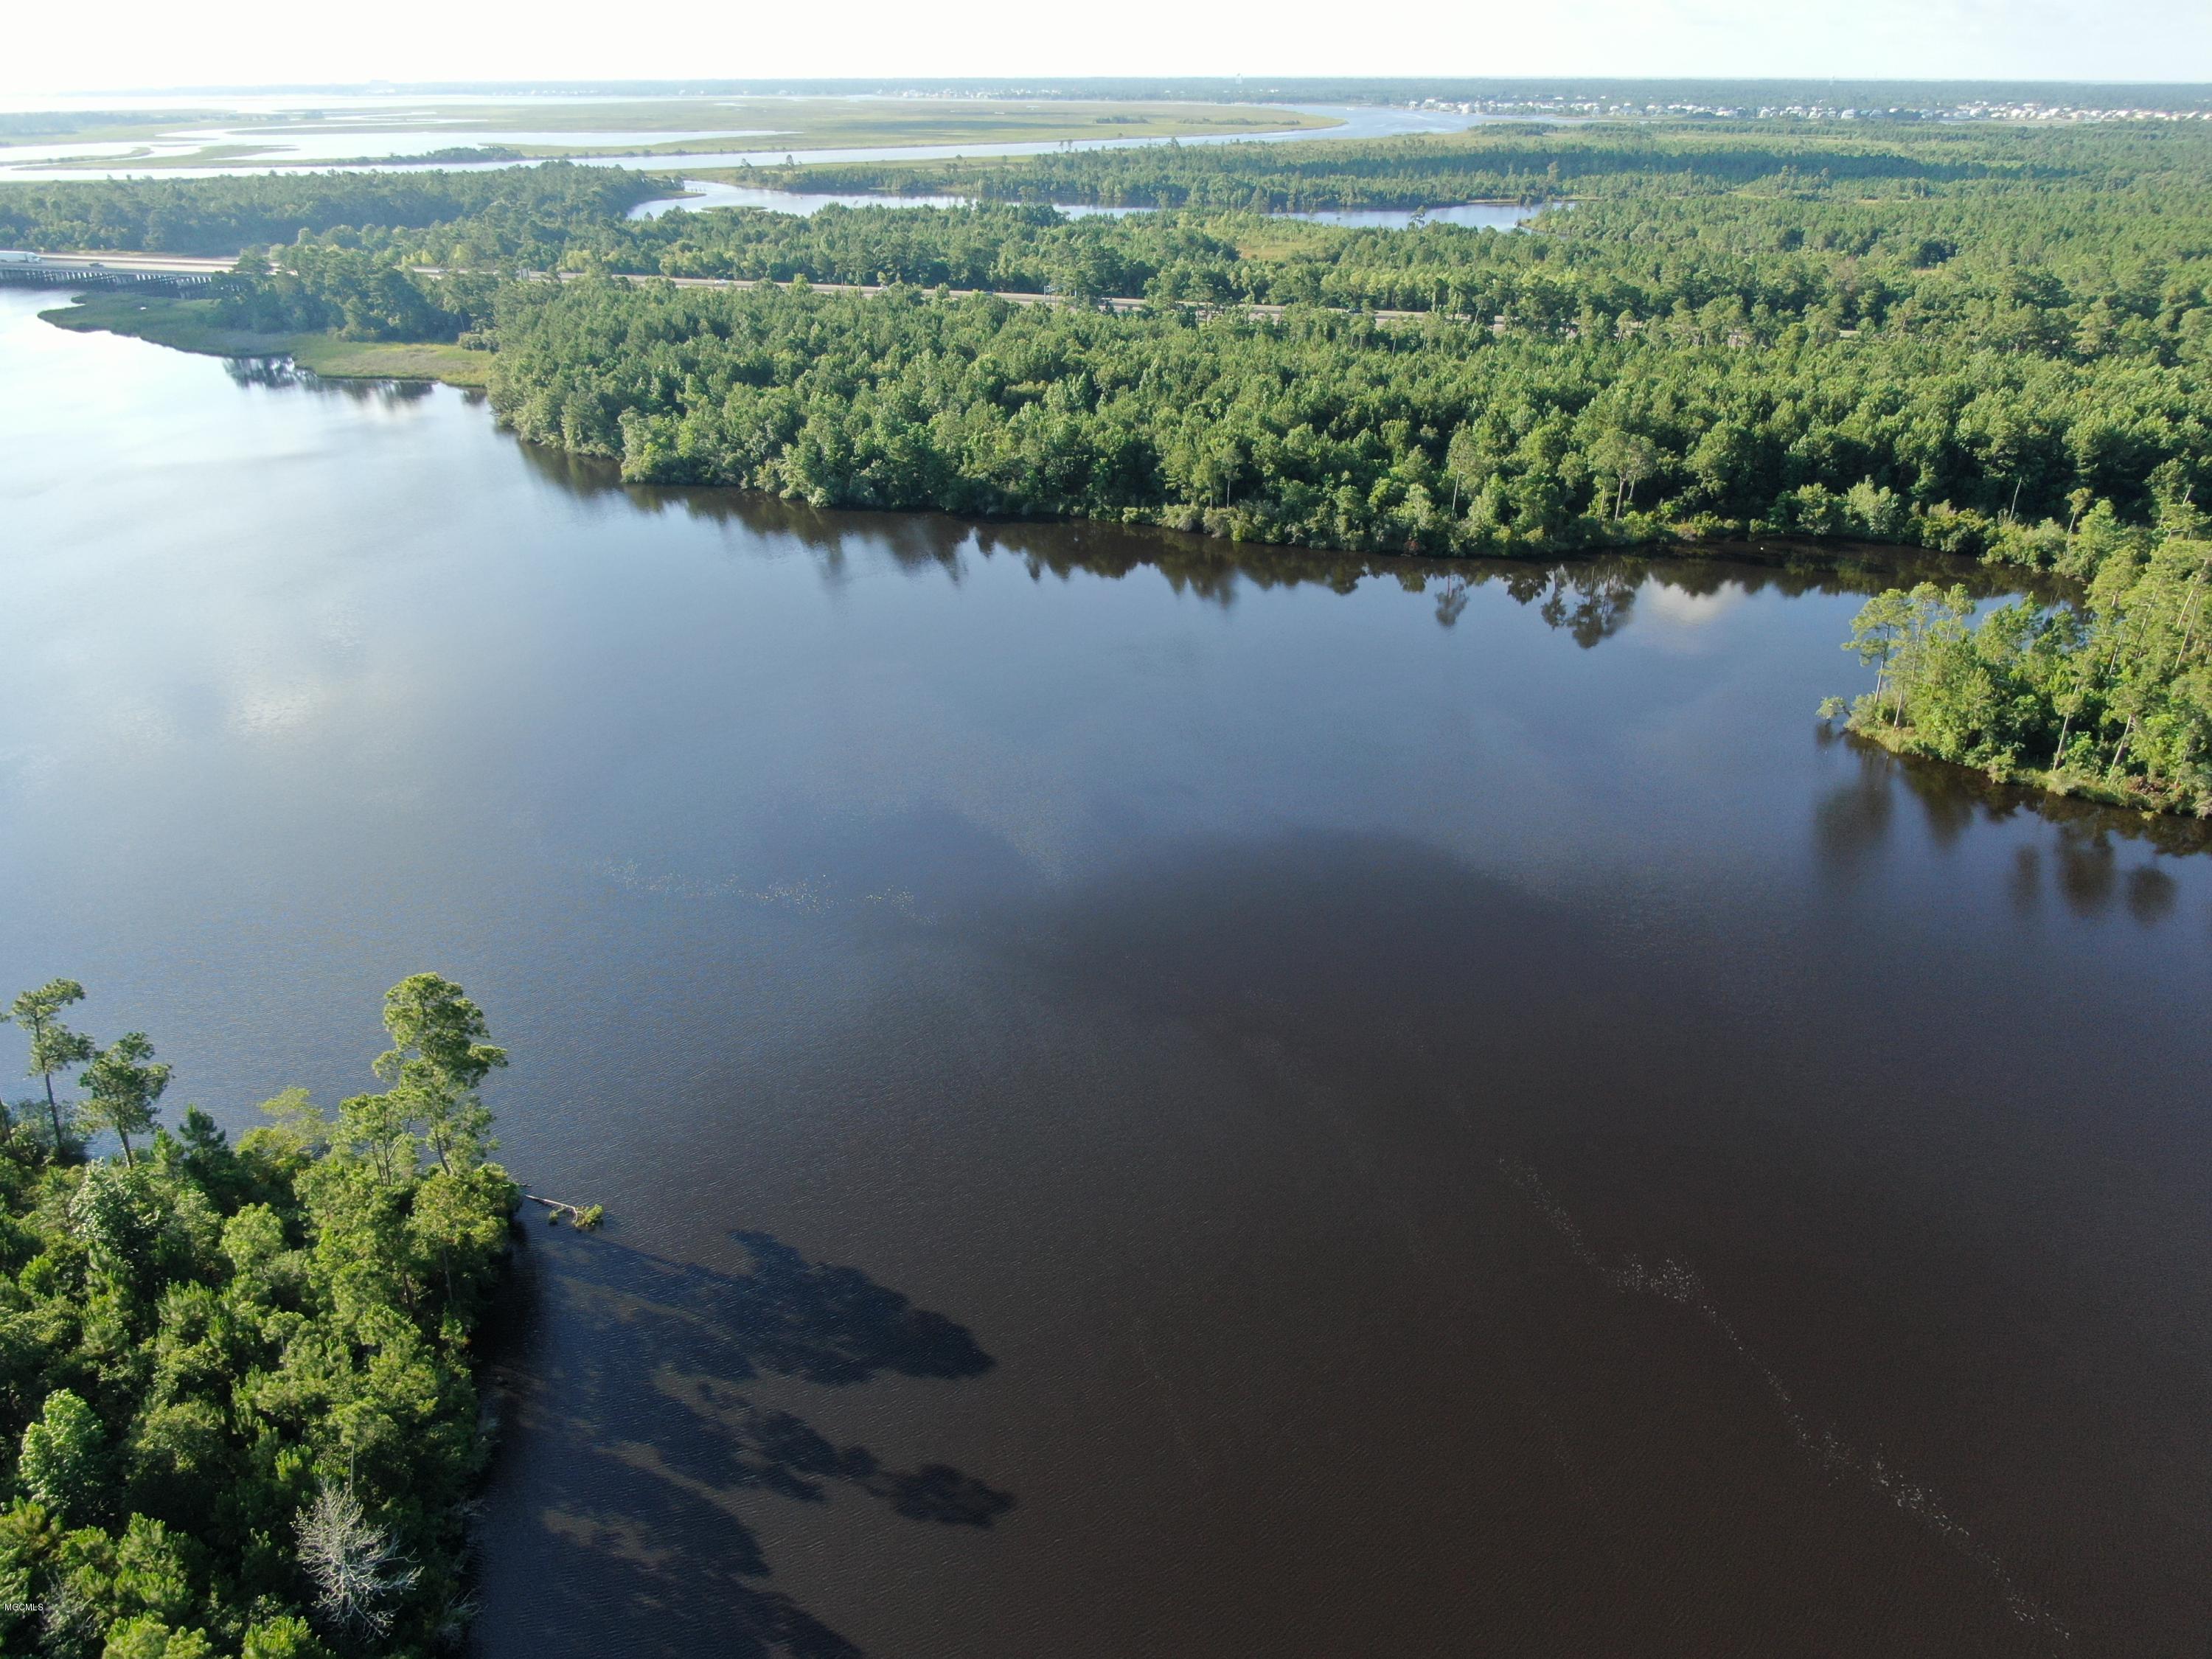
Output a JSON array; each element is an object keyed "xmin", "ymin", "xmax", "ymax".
[{"xmin": 3, "ymin": 288, "xmax": 2210, "ymax": 1657}]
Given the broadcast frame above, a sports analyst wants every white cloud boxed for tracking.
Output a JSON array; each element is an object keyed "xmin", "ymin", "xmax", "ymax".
[{"xmin": 1636, "ymin": 581, "xmax": 1749, "ymax": 652}]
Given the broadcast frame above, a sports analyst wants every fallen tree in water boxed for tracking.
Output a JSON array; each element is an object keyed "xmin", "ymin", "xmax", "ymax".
[{"xmin": 523, "ymin": 1192, "xmax": 605, "ymax": 1229}]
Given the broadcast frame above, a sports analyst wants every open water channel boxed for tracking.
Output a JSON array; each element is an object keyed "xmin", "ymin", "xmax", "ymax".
[
  {"xmin": 625, "ymin": 181, "xmax": 1548, "ymax": 231},
  {"xmin": 2, "ymin": 288, "xmax": 2208, "ymax": 1656}
]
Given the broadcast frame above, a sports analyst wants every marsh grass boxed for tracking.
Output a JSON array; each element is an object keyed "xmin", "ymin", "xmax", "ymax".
[{"xmin": 41, "ymin": 293, "xmax": 488, "ymax": 386}]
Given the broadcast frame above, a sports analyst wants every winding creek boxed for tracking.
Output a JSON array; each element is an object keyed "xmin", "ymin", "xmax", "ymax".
[{"xmin": 3, "ymin": 288, "xmax": 2209, "ymax": 1656}]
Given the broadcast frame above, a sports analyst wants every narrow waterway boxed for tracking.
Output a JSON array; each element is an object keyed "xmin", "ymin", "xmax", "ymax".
[
  {"xmin": 625, "ymin": 182, "xmax": 1549, "ymax": 228},
  {"xmin": 2, "ymin": 290, "xmax": 2207, "ymax": 1657}
]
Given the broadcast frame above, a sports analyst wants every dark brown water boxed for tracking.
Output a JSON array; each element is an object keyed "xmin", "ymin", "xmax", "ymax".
[{"xmin": 4, "ymin": 289, "xmax": 2210, "ymax": 1658}]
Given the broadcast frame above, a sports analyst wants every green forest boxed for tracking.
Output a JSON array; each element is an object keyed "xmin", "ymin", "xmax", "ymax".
[
  {"xmin": 6, "ymin": 116, "xmax": 2212, "ymax": 809},
  {"xmin": 0, "ymin": 974, "xmax": 519, "ymax": 1659},
  {"xmin": 0, "ymin": 167, "xmax": 664, "ymax": 258}
]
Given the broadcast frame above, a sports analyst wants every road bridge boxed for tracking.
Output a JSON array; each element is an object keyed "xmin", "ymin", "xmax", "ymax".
[{"xmin": 0, "ymin": 254, "xmax": 233, "ymax": 296}]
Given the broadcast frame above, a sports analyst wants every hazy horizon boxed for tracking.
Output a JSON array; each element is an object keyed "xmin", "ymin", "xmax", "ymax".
[{"xmin": 8, "ymin": 0, "xmax": 2210, "ymax": 101}]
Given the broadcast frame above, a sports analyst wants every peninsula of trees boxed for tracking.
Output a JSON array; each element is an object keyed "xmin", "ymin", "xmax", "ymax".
[
  {"xmin": 0, "ymin": 975, "xmax": 519, "ymax": 1659},
  {"xmin": 1828, "ymin": 528, "xmax": 2212, "ymax": 816}
]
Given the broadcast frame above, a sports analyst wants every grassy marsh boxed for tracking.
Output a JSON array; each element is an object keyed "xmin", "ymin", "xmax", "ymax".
[
  {"xmin": 7, "ymin": 97, "xmax": 1334, "ymax": 172},
  {"xmin": 41, "ymin": 293, "xmax": 487, "ymax": 385}
]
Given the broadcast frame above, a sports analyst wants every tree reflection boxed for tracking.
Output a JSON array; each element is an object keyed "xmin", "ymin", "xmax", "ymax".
[
  {"xmin": 1537, "ymin": 567, "xmax": 1639, "ymax": 648},
  {"xmin": 220, "ymin": 356, "xmax": 437, "ymax": 405},
  {"xmin": 492, "ymin": 425, "xmax": 2060, "ymax": 632},
  {"xmin": 1812, "ymin": 740, "xmax": 1896, "ymax": 880},
  {"xmin": 2056, "ymin": 832, "xmax": 2119, "ymax": 917},
  {"xmin": 1813, "ymin": 730, "xmax": 2208, "ymax": 914},
  {"xmin": 2127, "ymin": 864, "xmax": 2180, "ymax": 924}
]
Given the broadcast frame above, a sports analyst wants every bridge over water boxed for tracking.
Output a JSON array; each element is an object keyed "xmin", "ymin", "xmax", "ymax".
[{"xmin": 0, "ymin": 258, "xmax": 231, "ymax": 296}]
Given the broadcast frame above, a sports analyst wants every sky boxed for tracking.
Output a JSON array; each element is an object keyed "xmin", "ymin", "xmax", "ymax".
[{"xmin": 5, "ymin": 0, "xmax": 2210, "ymax": 98}]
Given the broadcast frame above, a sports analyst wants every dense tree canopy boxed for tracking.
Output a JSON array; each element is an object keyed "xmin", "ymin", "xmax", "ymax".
[
  {"xmin": 0, "ymin": 164, "xmax": 663, "ymax": 258},
  {"xmin": 479, "ymin": 276, "xmax": 2205, "ymax": 563},
  {"xmin": 0, "ymin": 975, "xmax": 519, "ymax": 1658}
]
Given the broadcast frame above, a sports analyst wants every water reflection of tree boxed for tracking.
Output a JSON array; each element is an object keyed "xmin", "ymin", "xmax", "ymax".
[
  {"xmin": 1812, "ymin": 728, "xmax": 2211, "ymax": 908},
  {"xmin": 2126, "ymin": 864, "xmax": 2180, "ymax": 923},
  {"xmin": 1812, "ymin": 730, "xmax": 1896, "ymax": 879},
  {"xmin": 495, "ymin": 431, "xmax": 2063, "ymax": 631},
  {"xmin": 220, "ymin": 357, "xmax": 437, "ymax": 406},
  {"xmin": 1537, "ymin": 567, "xmax": 1639, "ymax": 648},
  {"xmin": 480, "ymin": 1228, "xmax": 1009, "ymax": 1659}
]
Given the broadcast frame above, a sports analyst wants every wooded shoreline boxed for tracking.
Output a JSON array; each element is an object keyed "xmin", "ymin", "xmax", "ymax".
[{"xmin": 13, "ymin": 116, "xmax": 2212, "ymax": 818}]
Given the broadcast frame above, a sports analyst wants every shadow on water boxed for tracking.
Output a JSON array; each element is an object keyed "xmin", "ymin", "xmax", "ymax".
[{"xmin": 478, "ymin": 1227, "xmax": 1009, "ymax": 1659}]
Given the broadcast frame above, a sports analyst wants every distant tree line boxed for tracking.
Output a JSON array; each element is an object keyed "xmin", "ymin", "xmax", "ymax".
[
  {"xmin": 0, "ymin": 164, "xmax": 663, "ymax": 257},
  {"xmin": 740, "ymin": 119, "xmax": 2166, "ymax": 209}
]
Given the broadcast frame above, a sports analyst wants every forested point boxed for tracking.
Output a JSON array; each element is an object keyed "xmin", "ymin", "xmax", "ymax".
[
  {"xmin": 1828, "ymin": 531, "xmax": 2212, "ymax": 815},
  {"xmin": 7, "ymin": 116, "xmax": 2212, "ymax": 811},
  {"xmin": 0, "ymin": 974, "xmax": 520, "ymax": 1659}
]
